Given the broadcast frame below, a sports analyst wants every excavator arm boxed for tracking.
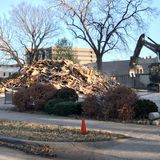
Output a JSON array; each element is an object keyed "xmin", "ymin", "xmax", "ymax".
[
  {"xmin": 129, "ymin": 34, "xmax": 160, "ymax": 77},
  {"xmin": 143, "ymin": 39, "xmax": 160, "ymax": 57},
  {"xmin": 129, "ymin": 34, "xmax": 145, "ymax": 68}
]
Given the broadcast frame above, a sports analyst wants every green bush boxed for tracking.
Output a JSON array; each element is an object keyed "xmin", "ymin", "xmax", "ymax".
[
  {"xmin": 45, "ymin": 98, "xmax": 83, "ymax": 115},
  {"xmin": 75, "ymin": 101, "xmax": 83, "ymax": 115},
  {"xmin": 44, "ymin": 98, "xmax": 65, "ymax": 114},
  {"xmin": 54, "ymin": 88, "xmax": 78, "ymax": 102},
  {"xmin": 45, "ymin": 101, "xmax": 78, "ymax": 116},
  {"xmin": 134, "ymin": 99, "xmax": 158, "ymax": 119},
  {"xmin": 13, "ymin": 83, "xmax": 57, "ymax": 111}
]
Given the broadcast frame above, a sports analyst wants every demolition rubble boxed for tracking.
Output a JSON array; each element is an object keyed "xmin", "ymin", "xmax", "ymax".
[{"xmin": 0, "ymin": 60, "xmax": 118, "ymax": 95}]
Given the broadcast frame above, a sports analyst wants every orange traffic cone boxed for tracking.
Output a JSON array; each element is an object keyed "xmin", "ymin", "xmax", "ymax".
[{"xmin": 80, "ymin": 118, "xmax": 87, "ymax": 134}]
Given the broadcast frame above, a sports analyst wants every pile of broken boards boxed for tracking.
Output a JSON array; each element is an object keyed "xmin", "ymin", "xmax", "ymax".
[{"xmin": 0, "ymin": 60, "xmax": 119, "ymax": 95}]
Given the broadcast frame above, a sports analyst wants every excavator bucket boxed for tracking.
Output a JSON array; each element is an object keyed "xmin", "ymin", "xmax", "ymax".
[
  {"xmin": 129, "ymin": 65, "xmax": 144, "ymax": 77},
  {"xmin": 129, "ymin": 67, "xmax": 137, "ymax": 77}
]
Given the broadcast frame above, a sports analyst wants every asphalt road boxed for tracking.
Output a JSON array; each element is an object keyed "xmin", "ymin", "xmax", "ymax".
[{"xmin": 0, "ymin": 91, "xmax": 160, "ymax": 160}]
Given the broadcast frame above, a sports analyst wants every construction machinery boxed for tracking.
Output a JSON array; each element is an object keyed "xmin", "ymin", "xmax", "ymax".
[{"xmin": 129, "ymin": 34, "xmax": 160, "ymax": 91}]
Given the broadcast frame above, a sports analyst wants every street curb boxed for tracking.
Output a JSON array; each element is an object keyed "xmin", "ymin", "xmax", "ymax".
[{"xmin": 0, "ymin": 136, "xmax": 56, "ymax": 158}]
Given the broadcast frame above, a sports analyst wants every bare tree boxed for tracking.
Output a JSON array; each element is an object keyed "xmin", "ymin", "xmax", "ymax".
[
  {"xmin": 0, "ymin": 17, "xmax": 24, "ymax": 67},
  {"xmin": 0, "ymin": 2, "xmax": 58, "ymax": 66},
  {"xmin": 52, "ymin": 0, "xmax": 153, "ymax": 71}
]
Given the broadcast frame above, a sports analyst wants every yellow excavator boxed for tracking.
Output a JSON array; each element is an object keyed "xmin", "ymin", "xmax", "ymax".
[{"xmin": 129, "ymin": 34, "xmax": 160, "ymax": 91}]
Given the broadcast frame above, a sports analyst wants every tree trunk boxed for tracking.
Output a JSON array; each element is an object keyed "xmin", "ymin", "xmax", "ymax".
[
  {"xmin": 17, "ymin": 59, "xmax": 23, "ymax": 69},
  {"xmin": 96, "ymin": 55, "xmax": 103, "ymax": 72},
  {"xmin": 27, "ymin": 53, "xmax": 33, "ymax": 65}
]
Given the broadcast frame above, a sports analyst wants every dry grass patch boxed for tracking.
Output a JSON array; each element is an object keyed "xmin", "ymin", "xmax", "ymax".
[{"xmin": 0, "ymin": 119, "xmax": 129, "ymax": 142}]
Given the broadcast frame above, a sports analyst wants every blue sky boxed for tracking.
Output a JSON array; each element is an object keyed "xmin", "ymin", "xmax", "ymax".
[
  {"xmin": 0, "ymin": 0, "xmax": 45, "ymax": 14},
  {"xmin": 0, "ymin": 0, "xmax": 160, "ymax": 62}
]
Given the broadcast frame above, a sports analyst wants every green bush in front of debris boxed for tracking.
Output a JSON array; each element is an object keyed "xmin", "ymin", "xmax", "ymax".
[
  {"xmin": 44, "ymin": 98, "xmax": 66, "ymax": 114},
  {"xmin": 134, "ymin": 99, "xmax": 158, "ymax": 119},
  {"xmin": 45, "ymin": 101, "xmax": 79, "ymax": 116},
  {"xmin": 45, "ymin": 87, "xmax": 80, "ymax": 116},
  {"xmin": 45, "ymin": 98, "xmax": 83, "ymax": 116},
  {"xmin": 54, "ymin": 87, "xmax": 78, "ymax": 102},
  {"xmin": 75, "ymin": 101, "xmax": 83, "ymax": 115}
]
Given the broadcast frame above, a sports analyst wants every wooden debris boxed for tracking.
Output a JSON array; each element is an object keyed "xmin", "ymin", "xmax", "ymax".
[{"xmin": 0, "ymin": 60, "xmax": 119, "ymax": 95}]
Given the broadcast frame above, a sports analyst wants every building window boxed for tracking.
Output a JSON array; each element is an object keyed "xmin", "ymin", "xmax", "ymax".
[
  {"xmin": 3, "ymin": 72, "xmax": 6, "ymax": 77},
  {"xmin": 9, "ymin": 72, "xmax": 12, "ymax": 76}
]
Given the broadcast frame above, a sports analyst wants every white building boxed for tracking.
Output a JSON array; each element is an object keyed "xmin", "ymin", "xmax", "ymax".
[{"xmin": 0, "ymin": 65, "xmax": 20, "ymax": 78}]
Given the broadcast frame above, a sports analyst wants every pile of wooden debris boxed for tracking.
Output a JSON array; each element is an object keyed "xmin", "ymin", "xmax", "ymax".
[{"xmin": 0, "ymin": 60, "xmax": 119, "ymax": 95}]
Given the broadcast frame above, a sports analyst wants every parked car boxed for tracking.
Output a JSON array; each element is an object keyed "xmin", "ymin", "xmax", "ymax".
[{"xmin": 147, "ymin": 83, "xmax": 160, "ymax": 92}]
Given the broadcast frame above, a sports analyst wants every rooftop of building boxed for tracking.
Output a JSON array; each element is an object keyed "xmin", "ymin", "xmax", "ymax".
[{"xmin": 88, "ymin": 56, "xmax": 159, "ymax": 76}]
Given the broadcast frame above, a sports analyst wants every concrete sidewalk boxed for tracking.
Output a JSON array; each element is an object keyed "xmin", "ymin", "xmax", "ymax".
[{"xmin": 0, "ymin": 109, "xmax": 160, "ymax": 160}]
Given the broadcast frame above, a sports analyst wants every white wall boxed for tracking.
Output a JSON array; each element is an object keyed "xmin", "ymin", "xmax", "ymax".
[
  {"xmin": 116, "ymin": 74, "xmax": 150, "ymax": 89},
  {"xmin": 0, "ymin": 66, "xmax": 19, "ymax": 78}
]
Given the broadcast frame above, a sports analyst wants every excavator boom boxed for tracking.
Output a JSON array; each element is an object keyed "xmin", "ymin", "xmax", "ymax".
[
  {"xmin": 129, "ymin": 34, "xmax": 145, "ymax": 68},
  {"xmin": 129, "ymin": 34, "xmax": 160, "ymax": 91},
  {"xmin": 129, "ymin": 34, "xmax": 160, "ymax": 77}
]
